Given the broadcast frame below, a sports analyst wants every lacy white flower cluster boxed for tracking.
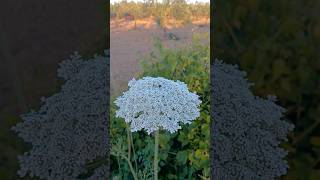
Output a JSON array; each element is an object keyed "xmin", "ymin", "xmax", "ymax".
[
  {"xmin": 12, "ymin": 50, "xmax": 109, "ymax": 180},
  {"xmin": 115, "ymin": 77, "xmax": 202, "ymax": 134},
  {"xmin": 211, "ymin": 60, "xmax": 294, "ymax": 180}
]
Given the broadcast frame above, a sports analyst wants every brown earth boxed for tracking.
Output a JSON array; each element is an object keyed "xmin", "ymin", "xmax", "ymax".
[{"xmin": 111, "ymin": 17, "xmax": 209, "ymax": 97}]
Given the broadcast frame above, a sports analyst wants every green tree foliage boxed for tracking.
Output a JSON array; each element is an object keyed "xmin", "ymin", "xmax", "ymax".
[
  {"xmin": 170, "ymin": 0, "xmax": 192, "ymax": 24},
  {"xmin": 110, "ymin": 34, "xmax": 210, "ymax": 179},
  {"xmin": 213, "ymin": 0, "xmax": 320, "ymax": 179},
  {"xmin": 110, "ymin": 0, "xmax": 209, "ymax": 23}
]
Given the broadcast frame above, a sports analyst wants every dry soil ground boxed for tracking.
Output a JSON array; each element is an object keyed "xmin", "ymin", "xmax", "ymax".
[{"xmin": 110, "ymin": 17, "xmax": 210, "ymax": 96}]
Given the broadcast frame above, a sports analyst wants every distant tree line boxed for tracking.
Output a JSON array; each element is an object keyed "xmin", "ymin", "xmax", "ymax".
[{"xmin": 110, "ymin": 0, "xmax": 209, "ymax": 24}]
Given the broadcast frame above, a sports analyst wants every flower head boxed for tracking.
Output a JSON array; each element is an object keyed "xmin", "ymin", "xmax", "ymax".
[
  {"xmin": 211, "ymin": 60, "xmax": 294, "ymax": 179},
  {"xmin": 114, "ymin": 77, "xmax": 201, "ymax": 134},
  {"xmin": 12, "ymin": 51, "xmax": 109, "ymax": 179}
]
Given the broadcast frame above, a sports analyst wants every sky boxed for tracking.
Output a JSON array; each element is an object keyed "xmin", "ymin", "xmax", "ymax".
[{"xmin": 110, "ymin": 0, "xmax": 210, "ymax": 4}]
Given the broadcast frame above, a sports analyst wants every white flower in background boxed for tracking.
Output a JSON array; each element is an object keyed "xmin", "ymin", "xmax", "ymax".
[
  {"xmin": 12, "ymin": 51, "xmax": 109, "ymax": 179},
  {"xmin": 211, "ymin": 60, "xmax": 294, "ymax": 179},
  {"xmin": 114, "ymin": 77, "xmax": 202, "ymax": 134}
]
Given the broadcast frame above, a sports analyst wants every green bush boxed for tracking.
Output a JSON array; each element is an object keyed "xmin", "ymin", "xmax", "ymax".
[{"xmin": 110, "ymin": 34, "xmax": 210, "ymax": 179}]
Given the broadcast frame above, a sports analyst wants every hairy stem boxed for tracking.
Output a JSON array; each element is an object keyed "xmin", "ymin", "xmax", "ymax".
[
  {"xmin": 110, "ymin": 147, "xmax": 137, "ymax": 180},
  {"xmin": 130, "ymin": 131, "xmax": 138, "ymax": 173},
  {"xmin": 116, "ymin": 156, "xmax": 122, "ymax": 176},
  {"xmin": 121, "ymin": 154, "xmax": 138, "ymax": 180},
  {"xmin": 126, "ymin": 125, "xmax": 131, "ymax": 160},
  {"xmin": 154, "ymin": 130, "xmax": 159, "ymax": 180}
]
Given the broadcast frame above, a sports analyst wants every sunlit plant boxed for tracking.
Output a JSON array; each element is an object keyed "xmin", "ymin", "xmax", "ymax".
[{"xmin": 114, "ymin": 76, "xmax": 202, "ymax": 180}]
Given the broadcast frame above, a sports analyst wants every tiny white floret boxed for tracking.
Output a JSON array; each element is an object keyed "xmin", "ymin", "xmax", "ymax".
[{"xmin": 114, "ymin": 77, "xmax": 202, "ymax": 134}]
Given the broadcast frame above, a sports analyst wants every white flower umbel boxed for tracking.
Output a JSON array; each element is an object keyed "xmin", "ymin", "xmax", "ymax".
[
  {"xmin": 115, "ymin": 76, "xmax": 201, "ymax": 180},
  {"xmin": 114, "ymin": 76, "xmax": 202, "ymax": 134}
]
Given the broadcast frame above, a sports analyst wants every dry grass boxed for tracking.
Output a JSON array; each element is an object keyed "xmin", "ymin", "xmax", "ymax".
[{"xmin": 110, "ymin": 16, "xmax": 210, "ymax": 32}]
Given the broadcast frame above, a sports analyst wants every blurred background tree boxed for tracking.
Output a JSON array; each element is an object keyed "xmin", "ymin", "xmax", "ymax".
[
  {"xmin": 213, "ymin": 0, "xmax": 320, "ymax": 179},
  {"xmin": 110, "ymin": 0, "xmax": 209, "ymax": 24}
]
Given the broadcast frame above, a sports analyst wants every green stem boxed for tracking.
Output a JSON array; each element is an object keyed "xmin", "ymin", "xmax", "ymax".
[
  {"xmin": 110, "ymin": 149, "xmax": 138, "ymax": 180},
  {"xmin": 293, "ymin": 119, "xmax": 320, "ymax": 146},
  {"xmin": 154, "ymin": 130, "xmax": 159, "ymax": 180},
  {"xmin": 126, "ymin": 125, "xmax": 131, "ymax": 160},
  {"xmin": 130, "ymin": 131, "xmax": 138, "ymax": 172},
  {"xmin": 117, "ymin": 156, "xmax": 122, "ymax": 176},
  {"xmin": 121, "ymin": 154, "xmax": 138, "ymax": 180}
]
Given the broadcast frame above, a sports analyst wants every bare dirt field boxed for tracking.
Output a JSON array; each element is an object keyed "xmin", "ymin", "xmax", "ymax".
[{"xmin": 111, "ymin": 17, "xmax": 210, "ymax": 96}]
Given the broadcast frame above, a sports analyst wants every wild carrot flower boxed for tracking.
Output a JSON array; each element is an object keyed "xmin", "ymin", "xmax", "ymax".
[
  {"xmin": 12, "ymin": 51, "xmax": 109, "ymax": 180},
  {"xmin": 114, "ymin": 77, "xmax": 202, "ymax": 134},
  {"xmin": 211, "ymin": 60, "xmax": 294, "ymax": 179}
]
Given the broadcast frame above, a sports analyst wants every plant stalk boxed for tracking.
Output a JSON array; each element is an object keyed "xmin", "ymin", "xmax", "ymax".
[
  {"xmin": 130, "ymin": 131, "xmax": 138, "ymax": 173},
  {"xmin": 126, "ymin": 126, "xmax": 132, "ymax": 160},
  {"xmin": 154, "ymin": 129, "xmax": 159, "ymax": 180},
  {"xmin": 122, "ymin": 154, "xmax": 138, "ymax": 180}
]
